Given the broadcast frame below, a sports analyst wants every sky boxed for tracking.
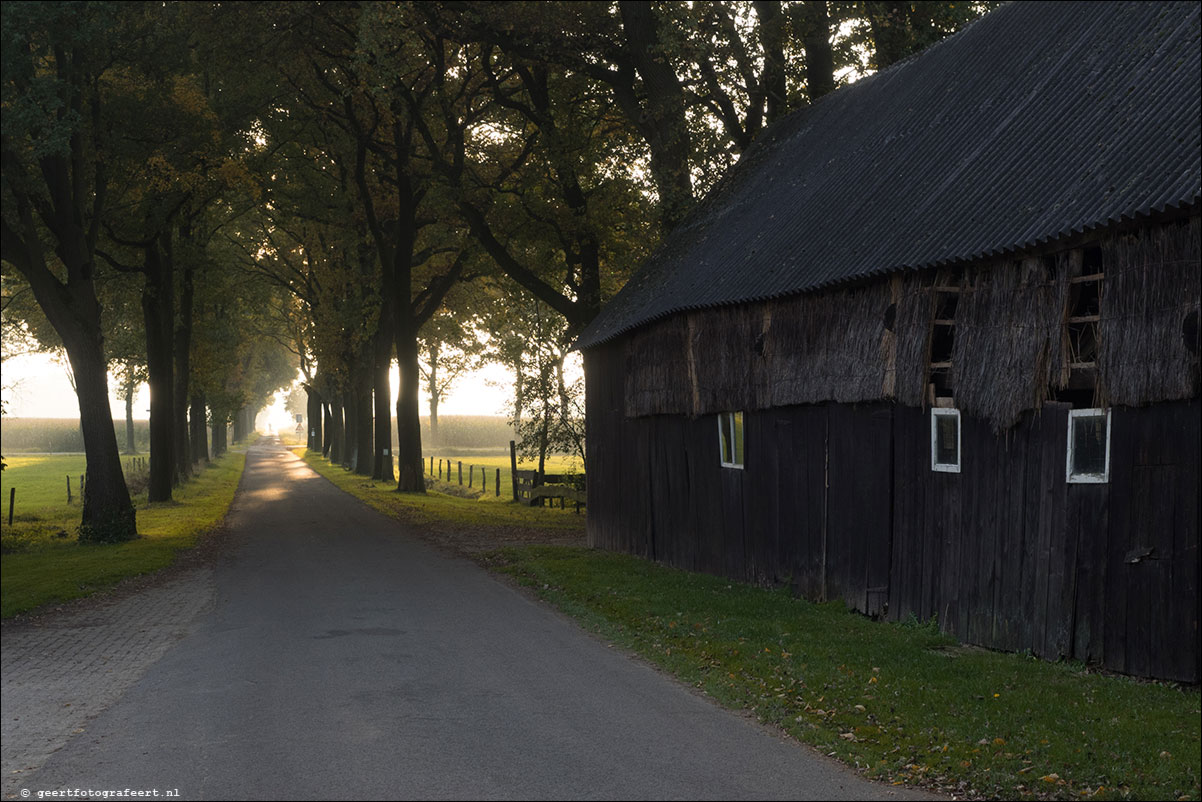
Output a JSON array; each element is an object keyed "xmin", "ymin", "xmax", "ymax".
[{"xmin": 1, "ymin": 351, "xmax": 517, "ymax": 427}]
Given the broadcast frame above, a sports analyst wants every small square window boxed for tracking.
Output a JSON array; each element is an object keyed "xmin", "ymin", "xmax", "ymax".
[
  {"xmin": 930, "ymin": 408, "xmax": 961, "ymax": 473},
  {"xmin": 718, "ymin": 412, "xmax": 745, "ymax": 468},
  {"xmin": 1067, "ymin": 409, "xmax": 1110, "ymax": 483}
]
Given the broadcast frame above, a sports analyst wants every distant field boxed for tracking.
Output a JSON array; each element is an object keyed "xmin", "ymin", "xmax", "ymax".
[
  {"xmin": 414, "ymin": 415, "xmax": 515, "ymax": 453},
  {"xmin": 2, "ymin": 417, "xmax": 150, "ymax": 454}
]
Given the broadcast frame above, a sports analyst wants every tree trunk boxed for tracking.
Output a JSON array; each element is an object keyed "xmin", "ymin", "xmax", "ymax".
[
  {"xmin": 322, "ymin": 401, "xmax": 333, "ymax": 458},
  {"xmin": 372, "ymin": 331, "xmax": 394, "ymax": 482},
  {"xmin": 618, "ymin": 1, "xmax": 694, "ymax": 231},
  {"xmin": 232, "ymin": 406, "xmax": 247, "ymax": 443},
  {"xmin": 354, "ymin": 371, "xmax": 373, "ymax": 476},
  {"xmin": 329, "ymin": 398, "xmax": 345, "ymax": 465},
  {"xmin": 801, "ymin": 1, "xmax": 836, "ymax": 101},
  {"xmin": 124, "ymin": 374, "xmax": 137, "ymax": 454},
  {"xmin": 211, "ymin": 412, "xmax": 227, "ymax": 457},
  {"xmin": 307, "ymin": 387, "xmax": 323, "ymax": 451},
  {"xmin": 173, "ymin": 251, "xmax": 195, "ymax": 481},
  {"xmin": 190, "ymin": 392, "xmax": 208, "ymax": 464},
  {"xmin": 142, "ymin": 239, "xmax": 175, "ymax": 503},
  {"xmin": 865, "ymin": 1, "xmax": 913, "ymax": 70},
  {"xmin": 753, "ymin": 1, "xmax": 789, "ymax": 123},
  {"xmin": 73, "ymin": 339, "xmax": 138, "ymax": 541},
  {"xmin": 429, "ymin": 392, "xmax": 440, "ymax": 446},
  {"xmin": 428, "ymin": 339, "xmax": 441, "ymax": 446},
  {"xmin": 395, "ymin": 328, "xmax": 425, "ymax": 493}
]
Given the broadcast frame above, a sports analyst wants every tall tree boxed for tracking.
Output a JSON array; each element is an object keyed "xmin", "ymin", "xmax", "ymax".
[{"xmin": 1, "ymin": 2, "xmax": 136, "ymax": 541}]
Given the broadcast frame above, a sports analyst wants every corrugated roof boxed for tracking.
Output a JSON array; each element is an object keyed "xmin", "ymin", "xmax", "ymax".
[{"xmin": 576, "ymin": 0, "xmax": 1202, "ymax": 350}]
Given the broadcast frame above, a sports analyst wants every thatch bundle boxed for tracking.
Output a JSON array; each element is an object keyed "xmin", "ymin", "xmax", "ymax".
[
  {"xmin": 1099, "ymin": 217, "xmax": 1201, "ymax": 405},
  {"xmin": 763, "ymin": 282, "xmax": 892, "ymax": 407},
  {"xmin": 624, "ymin": 316, "xmax": 690, "ymax": 416},
  {"xmin": 622, "ymin": 216, "xmax": 1201, "ymax": 427},
  {"xmin": 953, "ymin": 256, "xmax": 1067, "ymax": 430},
  {"xmin": 624, "ymin": 280, "xmax": 898, "ymax": 416},
  {"xmin": 893, "ymin": 273, "xmax": 937, "ymax": 408}
]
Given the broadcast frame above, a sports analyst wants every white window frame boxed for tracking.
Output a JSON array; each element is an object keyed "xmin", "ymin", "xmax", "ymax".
[
  {"xmin": 718, "ymin": 412, "xmax": 745, "ymax": 469},
  {"xmin": 1066, "ymin": 408, "xmax": 1111, "ymax": 484},
  {"xmin": 930, "ymin": 408, "xmax": 961, "ymax": 473}
]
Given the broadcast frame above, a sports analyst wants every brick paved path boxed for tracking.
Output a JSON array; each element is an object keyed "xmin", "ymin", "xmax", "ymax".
[{"xmin": 2, "ymin": 568, "xmax": 215, "ymax": 798}]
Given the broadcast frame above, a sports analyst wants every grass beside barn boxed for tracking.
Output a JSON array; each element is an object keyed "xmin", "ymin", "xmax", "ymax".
[
  {"xmin": 301, "ymin": 449, "xmax": 585, "ymax": 530},
  {"xmin": 1, "ymin": 451, "xmax": 246, "ymax": 618},
  {"xmin": 489, "ymin": 546, "xmax": 1200, "ymax": 802}
]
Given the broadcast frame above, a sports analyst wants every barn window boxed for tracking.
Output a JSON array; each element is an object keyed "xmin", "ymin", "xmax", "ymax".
[
  {"xmin": 930, "ymin": 408, "xmax": 961, "ymax": 473},
  {"xmin": 1066, "ymin": 408, "xmax": 1110, "ymax": 483},
  {"xmin": 718, "ymin": 412, "xmax": 745, "ymax": 468}
]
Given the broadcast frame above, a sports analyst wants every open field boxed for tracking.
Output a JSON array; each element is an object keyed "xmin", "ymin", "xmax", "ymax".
[
  {"xmin": 1, "ymin": 451, "xmax": 246, "ymax": 618},
  {"xmin": 493, "ymin": 546, "xmax": 1201, "ymax": 802},
  {"xmin": 2, "ymin": 417, "xmax": 150, "ymax": 454}
]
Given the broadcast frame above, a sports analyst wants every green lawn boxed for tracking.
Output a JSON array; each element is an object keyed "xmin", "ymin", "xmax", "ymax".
[
  {"xmin": 304, "ymin": 449, "xmax": 586, "ymax": 529},
  {"xmin": 491, "ymin": 546, "xmax": 1201, "ymax": 802},
  {"xmin": 420, "ymin": 453, "xmax": 583, "ymax": 504},
  {"xmin": 1, "ymin": 452, "xmax": 246, "ymax": 618}
]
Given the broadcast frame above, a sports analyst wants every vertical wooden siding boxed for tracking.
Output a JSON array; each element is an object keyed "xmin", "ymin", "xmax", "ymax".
[{"xmin": 586, "ymin": 342, "xmax": 1200, "ymax": 681}]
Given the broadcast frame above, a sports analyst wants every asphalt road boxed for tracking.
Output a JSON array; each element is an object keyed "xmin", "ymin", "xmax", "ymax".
[{"xmin": 15, "ymin": 440, "xmax": 938, "ymax": 801}]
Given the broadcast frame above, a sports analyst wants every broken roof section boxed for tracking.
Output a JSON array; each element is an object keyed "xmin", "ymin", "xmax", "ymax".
[{"xmin": 576, "ymin": 1, "xmax": 1201, "ymax": 350}]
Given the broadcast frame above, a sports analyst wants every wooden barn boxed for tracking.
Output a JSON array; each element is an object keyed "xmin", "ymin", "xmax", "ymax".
[{"xmin": 575, "ymin": 1, "xmax": 1201, "ymax": 682}]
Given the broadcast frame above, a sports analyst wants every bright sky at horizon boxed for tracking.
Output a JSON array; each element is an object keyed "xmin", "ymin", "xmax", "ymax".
[{"xmin": 1, "ymin": 352, "xmax": 516, "ymax": 423}]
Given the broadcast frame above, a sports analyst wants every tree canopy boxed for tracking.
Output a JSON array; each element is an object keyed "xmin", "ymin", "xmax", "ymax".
[{"xmin": 2, "ymin": 1, "xmax": 996, "ymax": 533}]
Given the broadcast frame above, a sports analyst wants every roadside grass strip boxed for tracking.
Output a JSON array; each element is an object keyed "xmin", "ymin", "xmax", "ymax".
[
  {"xmin": 302, "ymin": 449, "xmax": 585, "ymax": 530},
  {"xmin": 1, "ymin": 452, "xmax": 247, "ymax": 618},
  {"xmin": 489, "ymin": 545, "xmax": 1201, "ymax": 802},
  {"xmin": 420, "ymin": 454, "xmax": 583, "ymax": 505}
]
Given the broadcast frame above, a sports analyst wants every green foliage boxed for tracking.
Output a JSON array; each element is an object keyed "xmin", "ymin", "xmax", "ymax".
[{"xmin": 494, "ymin": 546, "xmax": 1201, "ymax": 801}]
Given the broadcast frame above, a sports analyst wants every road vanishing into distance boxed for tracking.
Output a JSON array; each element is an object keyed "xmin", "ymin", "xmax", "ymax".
[{"xmin": 3, "ymin": 439, "xmax": 939, "ymax": 801}]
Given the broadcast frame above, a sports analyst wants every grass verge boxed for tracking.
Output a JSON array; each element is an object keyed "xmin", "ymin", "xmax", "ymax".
[
  {"xmin": 302, "ymin": 449, "xmax": 585, "ymax": 531},
  {"xmin": 1, "ymin": 451, "xmax": 247, "ymax": 618},
  {"xmin": 489, "ymin": 545, "xmax": 1200, "ymax": 802},
  {"xmin": 421, "ymin": 454, "xmax": 583, "ymax": 505}
]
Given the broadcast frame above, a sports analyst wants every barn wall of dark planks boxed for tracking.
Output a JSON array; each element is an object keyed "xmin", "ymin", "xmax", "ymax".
[{"xmin": 584, "ymin": 218, "xmax": 1201, "ymax": 683}]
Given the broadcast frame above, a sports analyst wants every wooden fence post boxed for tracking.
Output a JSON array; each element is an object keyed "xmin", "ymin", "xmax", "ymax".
[
  {"xmin": 8, "ymin": 487, "xmax": 15, "ymax": 525},
  {"xmin": 482, "ymin": 467, "xmax": 487, "ymax": 493},
  {"xmin": 457, "ymin": 461, "xmax": 462, "ymax": 485},
  {"xmin": 429, "ymin": 456, "xmax": 433, "ymax": 476},
  {"xmin": 509, "ymin": 441, "xmax": 519, "ymax": 501},
  {"xmin": 67, "ymin": 475, "xmax": 72, "ymax": 502},
  {"xmin": 496, "ymin": 468, "xmax": 501, "ymax": 497},
  {"xmin": 468, "ymin": 465, "xmax": 473, "ymax": 488}
]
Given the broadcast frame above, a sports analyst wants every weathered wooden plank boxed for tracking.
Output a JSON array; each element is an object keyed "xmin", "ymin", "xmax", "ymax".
[
  {"xmin": 1017, "ymin": 411, "xmax": 1043, "ymax": 657},
  {"xmin": 893, "ymin": 405, "xmax": 928, "ymax": 622},
  {"xmin": 1171, "ymin": 401, "xmax": 1201, "ymax": 682},
  {"xmin": 1042, "ymin": 404, "xmax": 1071, "ymax": 660},
  {"xmin": 1102, "ymin": 403, "xmax": 1134, "ymax": 674}
]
